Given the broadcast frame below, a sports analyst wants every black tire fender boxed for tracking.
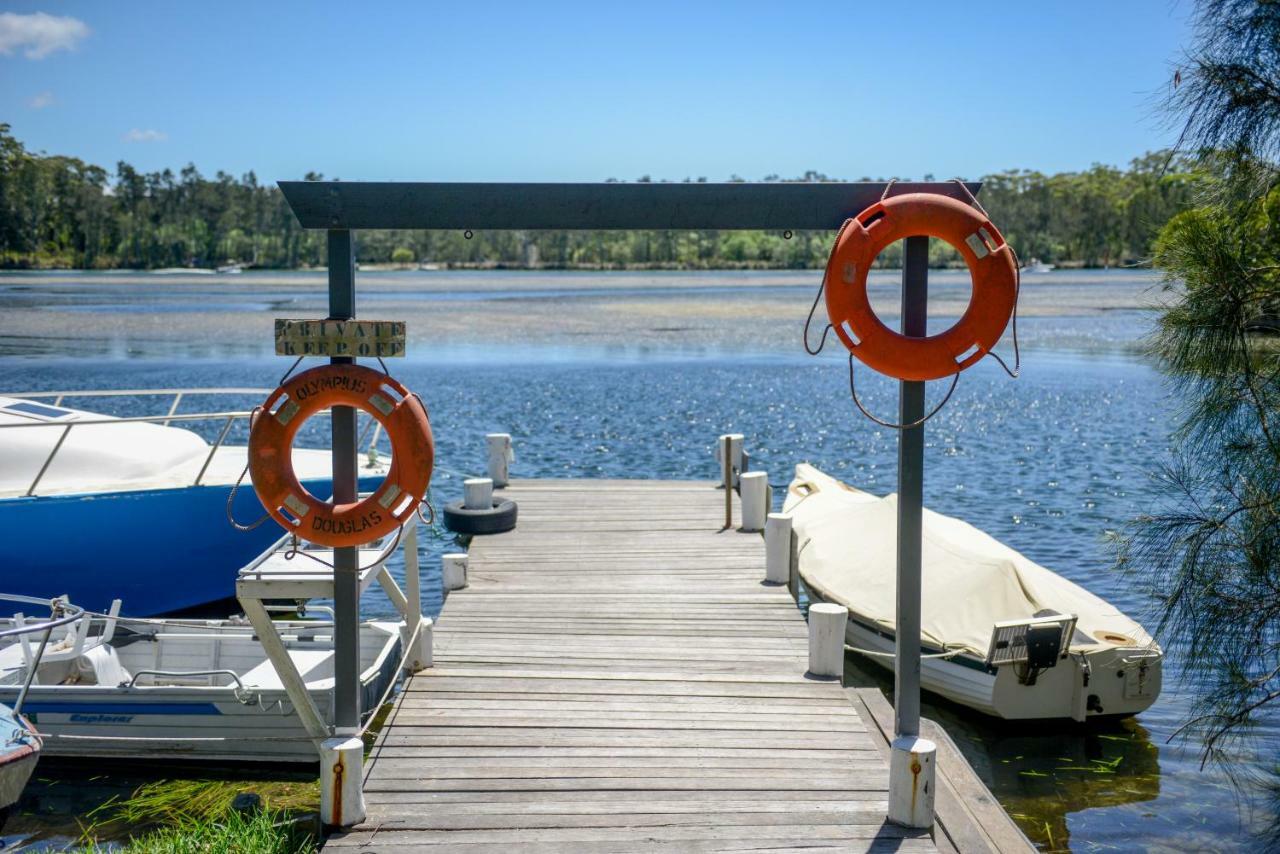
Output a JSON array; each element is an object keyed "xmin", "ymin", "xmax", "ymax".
[{"xmin": 442, "ymin": 498, "xmax": 518, "ymax": 535}]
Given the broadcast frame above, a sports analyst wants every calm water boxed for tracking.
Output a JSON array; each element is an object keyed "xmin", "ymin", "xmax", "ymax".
[{"xmin": 0, "ymin": 269, "xmax": 1269, "ymax": 852}]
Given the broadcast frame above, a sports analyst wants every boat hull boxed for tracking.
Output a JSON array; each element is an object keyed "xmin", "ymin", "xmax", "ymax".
[
  {"xmin": 830, "ymin": 595, "xmax": 1162, "ymax": 721},
  {"xmin": 0, "ymin": 473, "xmax": 384, "ymax": 616},
  {"xmin": 2, "ymin": 630, "xmax": 401, "ymax": 763},
  {"xmin": 0, "ymin": 709, "xmax": 39, "ymax": 813}
]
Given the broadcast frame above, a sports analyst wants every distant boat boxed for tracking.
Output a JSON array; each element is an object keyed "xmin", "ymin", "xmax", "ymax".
[
  {"xmin": 1021, "ymin": 258, "xmax": 1054, "ymax": 273},
  {"xmin": 785, "ymin": 464, "xmax": 1162, "ymax": 722},
  {"xmin": 215, "ymin": 264, "xmax": 244, "ymax": 275},
  {"xmin": 418, "ymin": 262, "xmax": 443, "ymax": 271},
  {"xmin": 150, "ymin": 267, "xmax": 216, "ymax": 276},
  {"xmin": 0, "ymin": 390, "xmax": 389, "ymax": 615}
]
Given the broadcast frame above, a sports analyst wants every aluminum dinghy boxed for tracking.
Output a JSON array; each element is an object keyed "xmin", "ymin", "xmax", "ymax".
[
  {"xmin": 784, "ymin": 464, "xmax": 1162, "ymax": 722},
  {"xmin": 0, "ymin": 608, "xmax": 401, "ymax": 762}
]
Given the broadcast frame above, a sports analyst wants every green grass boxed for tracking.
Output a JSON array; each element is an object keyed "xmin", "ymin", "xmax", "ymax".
[
  {"xmin": 76, "ymin": 778, "xmax": 320, "ymax": 852},
  {"xmin": 77, "ymin": 807, "xmax": 315, "ymax": 854},
  {"xmin": 87, "ymin": 779, "xmax": 319, "ymax": 828}
]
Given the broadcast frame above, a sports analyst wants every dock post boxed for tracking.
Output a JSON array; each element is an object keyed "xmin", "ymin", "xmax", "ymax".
[
  {"xmin": 443, "ymin": 553, "xmax": 469, "ymax": 591},
  {"xmin": 889, "ymin": 735, "xmax": 937, "ymax": 828},
  {"xmin": 326, "ymin": 228, "xmax": 365, "ymax": 827},
  {"xmin": 788, "ymin": 527, "xmax": 800, "ymax": 602},
  {"xmin": 889, "ymin": 234, "xmax": 935, "ymax": 829},
  {"xmin": 486, "ymin": 433, "xmax": 513, "ymax": 487},
  {"xmin": 739, "ymin": 471, "xmax": 768, "ymax": 532},
  {"xmin": 807, "ymin": 602, "xmax": 847, "ymax": 679},
  {"xmin": 465, "ymin": 477, "xmax": 494, "ymax": 510},
  {"xmin": 321, "ymin": 737, "xmax": 366, "ymax": 828},
  {"xmin": 764, "ymin": 513, "xmax": 792, "ymax": 584},
  {"xmin": 718, "ymin": 434, "xmax": 743, "ymax": 528}
]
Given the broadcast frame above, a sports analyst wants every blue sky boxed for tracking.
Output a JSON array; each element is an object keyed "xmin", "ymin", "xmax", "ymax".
[{"xmin": 1, "ymin": 1, "xmax": 1193, "ymax": 184}]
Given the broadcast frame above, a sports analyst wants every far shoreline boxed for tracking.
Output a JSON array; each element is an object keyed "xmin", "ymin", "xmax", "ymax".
[{"xmin": 0, "ymin": 260, "xmax": 1151, "ymax": 274}]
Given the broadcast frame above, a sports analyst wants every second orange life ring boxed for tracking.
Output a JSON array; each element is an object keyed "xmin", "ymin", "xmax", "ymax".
[
  {"xmin": 824, "ymin": 192, "xmax": 1017, "ymax": 382},
  {"xmin": 248, "ymin": 364, "xmax": 434, "ymax": 547}
]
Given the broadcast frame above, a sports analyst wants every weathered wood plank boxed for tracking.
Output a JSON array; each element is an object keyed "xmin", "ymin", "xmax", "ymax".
[
  {"xmin": 326, "ymin": 841, "xmax": 934, "ymax": 854},
  {"xmin": 367, "ymin": 755, "xmax": 884, "ymax": 773},
  {"xmin": 357, "ymin": 807, "xmax": 898, "ymax": 830},
  {"xmin": 357, "ymin": 788, "xmax": 892, "ymax": 805},
  {"xmin": 324, "ymin": 822, "xmax": 929, "ymax": 845}
]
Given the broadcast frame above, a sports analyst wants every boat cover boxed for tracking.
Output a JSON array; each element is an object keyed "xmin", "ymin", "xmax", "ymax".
[{"xmin": 784, "ymin": 464, "xmax": 1153, "ymax": 657}]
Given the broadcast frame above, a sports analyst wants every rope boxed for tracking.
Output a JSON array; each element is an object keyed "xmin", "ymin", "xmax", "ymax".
[
  {"xmin": 844, "ymin": 643, "xmax": 968, "ymax": 661},
  {"xmin": 224, "ymin": 405, "xmax": 271, "ymax": 532},
  {"xmin": 417, "ymin": 493, "xmax": 437, "ymax": 526},
  {"xmin": 802, "ymin": 215, "xmax": 855, "ymax": 356},
  {"xmin": 950, "ymin": 177, "xmax": 1022, "ymax": 379},
  {"xmin": 281, "ymin": 523, "xmax": 405, "ymax": 573},
  {"xmin": 357, "ymin": 620, "xmax": 421, "ymax": 738},
  {"xmin": 847, "ymin": 354, "xmax": 960, "ymax": 430}
]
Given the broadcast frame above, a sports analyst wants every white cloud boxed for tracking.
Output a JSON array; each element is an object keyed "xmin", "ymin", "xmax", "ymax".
[
  {"xmin": 123, "ymin": 128, "xmax": 167, "ymax": 143},
  {"xmin": 0, "ymin": 12, "xmax": 90, "ymax": 60},
  {"xmin": 27, "ymin": 90, "xmax": 54, "ymax": 109}
]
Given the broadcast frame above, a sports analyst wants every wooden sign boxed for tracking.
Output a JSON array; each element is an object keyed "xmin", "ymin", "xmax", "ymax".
[{"xmin": 274, "ymin": 319, "xmax": 406, "ymax": 357}]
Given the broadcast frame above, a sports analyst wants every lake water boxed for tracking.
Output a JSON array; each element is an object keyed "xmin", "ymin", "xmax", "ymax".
[{"xmin": 0, "ymin": 268, "xmax": 1270, "ymax": 852}]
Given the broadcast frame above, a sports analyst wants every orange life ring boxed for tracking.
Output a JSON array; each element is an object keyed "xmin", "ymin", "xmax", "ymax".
[
  {"xmin": 248, "ymin": 364, "xmax": 434, "ymax": 547},
  {"xmin": 824, "ymin": 192, "xmax": 1017, "ymax": 382}
]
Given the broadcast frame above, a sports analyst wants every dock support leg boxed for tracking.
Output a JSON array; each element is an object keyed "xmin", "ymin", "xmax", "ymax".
[
  {"xmin": 327, "ymin": 228, "xmax": 366, "ymax": 828},
  {"xmin": 889, "ymin": 234, "xmax": 934, "ymax": 829}
]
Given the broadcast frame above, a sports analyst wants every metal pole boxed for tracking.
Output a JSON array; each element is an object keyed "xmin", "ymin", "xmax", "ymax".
[
  {"xmin": 328, "ymin": 229, "xmax": 360, "ymax": 736},
  {"xmin": 894, "ymin": 235, "xmax": 928, "ymax": 739}
]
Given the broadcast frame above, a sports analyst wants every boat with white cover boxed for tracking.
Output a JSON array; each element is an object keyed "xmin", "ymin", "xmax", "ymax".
[
  {"xmin": 0, "ymin": 389, "xmax": 389, "ymax": 615},
  {"xmin": 784, "ymin": 464, "xmax": 1162, "ymax": 722}
]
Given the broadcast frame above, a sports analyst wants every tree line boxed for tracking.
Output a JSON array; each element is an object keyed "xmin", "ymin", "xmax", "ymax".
[{"xmin": 0, "ymin": 124, "xmax": 1202, "ymax": 271}]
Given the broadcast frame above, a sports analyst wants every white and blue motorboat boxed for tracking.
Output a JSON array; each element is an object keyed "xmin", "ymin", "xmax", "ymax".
[{"xmin": 0, "ymin": 390, "xmax": 389, "ymax": 615}]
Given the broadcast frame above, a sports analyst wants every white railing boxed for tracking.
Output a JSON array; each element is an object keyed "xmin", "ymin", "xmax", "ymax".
[
  {"xmin": 4, "ymin": 389, "xmax": 399, "ymax": 497},
  {"xmin": 2, "ymin": 387, "xmax": 386, "ymax": 497},
  {"xmin": 4, "ymin": 389, "xmax": 266, "ymax": 497}
]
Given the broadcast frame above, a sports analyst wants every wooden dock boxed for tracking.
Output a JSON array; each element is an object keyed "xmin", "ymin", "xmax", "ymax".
[{"xmin": 326, "ymin": 479, "xmax": 1029, "ymax": 853}]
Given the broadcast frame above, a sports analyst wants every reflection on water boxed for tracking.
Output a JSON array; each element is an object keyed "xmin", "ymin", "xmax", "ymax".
[
  {"xmin": 843, "ymin": 650, "xmax": 1163, "ymax": 853},
  {"xmin": 0, "ymin": 270, "xmax": 1272, "ymax": 852}
]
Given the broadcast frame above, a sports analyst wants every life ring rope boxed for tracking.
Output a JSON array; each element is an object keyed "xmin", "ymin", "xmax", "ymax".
[{"xmin": 805, "ymin": 182, "xmax": 1021, "ymax": 428}]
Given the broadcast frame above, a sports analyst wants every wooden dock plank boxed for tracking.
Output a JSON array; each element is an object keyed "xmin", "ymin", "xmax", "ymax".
[{"xmin": 333, "ymin": 479, "xmax": 1011, "ymax": 852}]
